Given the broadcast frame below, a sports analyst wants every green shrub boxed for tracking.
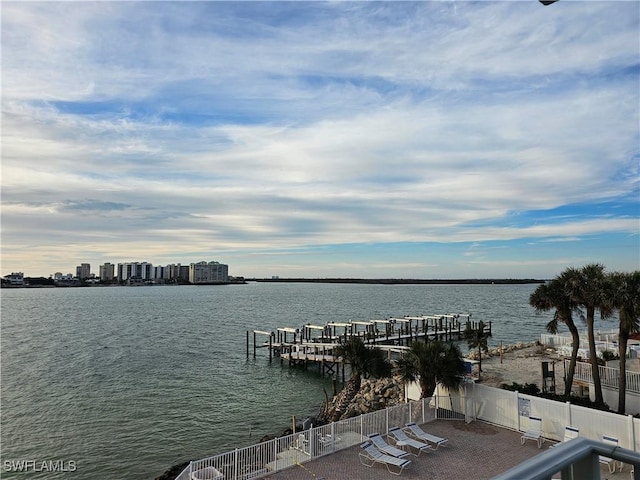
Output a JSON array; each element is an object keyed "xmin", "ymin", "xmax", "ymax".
[{"xmin": 500, "ymin": 382, "xmax": 540, "ymax": 395}]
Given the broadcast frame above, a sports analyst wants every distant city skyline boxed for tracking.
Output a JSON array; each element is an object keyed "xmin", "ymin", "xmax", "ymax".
[{"xmin": 2, "ymin": 2, "xmax": 638, "ymax": 279}]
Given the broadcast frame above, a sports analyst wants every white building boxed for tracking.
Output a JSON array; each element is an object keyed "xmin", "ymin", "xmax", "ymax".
[
  {"xmin": 3, "ymin": 272, "xmax": 24, "ymax": 286},
  {"xmin": 167, "ymin": 264, "xmax": 190, "ymax": 282},
  {"xmin": 117, "ymin": 262, "xmax": 153, "ymax": 282},
  {"xmin": 153, "ymin": 265, "xmax": 170, "ymax": 280},
  {"xmin": 189, "ymin": 261, "xmax": 229, "ymax": 284},
  {"xmin": 76, "ymin": 263, "xmax": 91, "ymax": 280},
  {"xmin": 99, "ymin": 263, "xmax": 115, "ymax": 281}
]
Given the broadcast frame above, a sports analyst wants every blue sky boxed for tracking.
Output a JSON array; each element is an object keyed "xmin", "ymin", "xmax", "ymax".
[{"xmin": 1, "ymin": 1, "xmax": 639, "ymax": 279}]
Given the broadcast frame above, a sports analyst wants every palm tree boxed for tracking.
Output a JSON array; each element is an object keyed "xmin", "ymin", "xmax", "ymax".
[
  {"xmin": 529, "ymin": 275, "xmax": 581, "ymax": 396},
  {"xmin": 463, "ymin": 320, "xmax": 489, "ymax": 377},
  {"xmin": 330, "ymin": 337, "xmax": 392, "ymax": 420},
  {"xmin": 395, "ymin": 340, "xmax": 465, "ymax": 398},
  {"xmin": 564, "ymin": 264, "xmax": 612, "ymax": 405},
  {"xmin": 604, "ymin": 271, "xmax": 640, "ymax": 413}
]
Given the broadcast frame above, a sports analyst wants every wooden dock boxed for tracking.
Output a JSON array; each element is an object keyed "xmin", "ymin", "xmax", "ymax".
[{"xmin": 246, "ymin": 313, "xmax": 491, "ymax": 378}]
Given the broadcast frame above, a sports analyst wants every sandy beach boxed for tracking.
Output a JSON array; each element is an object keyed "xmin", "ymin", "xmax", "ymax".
[{"xmin": 470, "ymin": 342, "xmax": 567, "ymax": 393}]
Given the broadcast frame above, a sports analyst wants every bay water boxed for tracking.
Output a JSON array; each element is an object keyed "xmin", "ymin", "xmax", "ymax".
[{"xmin": 1, "ymin": 282, "xmax": 612, "ymax": 479}]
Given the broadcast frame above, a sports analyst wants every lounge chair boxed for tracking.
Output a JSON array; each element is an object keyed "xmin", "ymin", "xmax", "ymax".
[
  {"xmin": 404, "ymin": 422, "xmax": 449, "ymax": 449},
  {"xmin": 549, "ymin": 425, "xmax": 579, "ymax": 449},
  {"xmin": 388, "ymin": 427, "xmax": 433, "ymax": 456},
  {"xmin": 367, "ymin": 433, "xmax": 410, "ymax": 458},
  {"xmin": 521, "ymin": 416, "xmax": 544, "ymax": 448},
  {"xmin": 359, "ymin": 442, "xmax": 411, "ymax": 476},
  {"xmin": 599, "ymin": 435, "xmax": 623, "ymax": 473}
]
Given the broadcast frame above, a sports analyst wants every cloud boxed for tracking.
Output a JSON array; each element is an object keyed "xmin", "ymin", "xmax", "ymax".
[{"xmin": 1, "ymin": 1, "xmax": 638, "ymax": 277}]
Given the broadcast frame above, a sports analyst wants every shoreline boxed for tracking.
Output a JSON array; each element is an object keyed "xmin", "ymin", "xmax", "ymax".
[
  {"xmin": 470, "ymin": 341, "xmax": 567, "ymax": 392},
  {"xmin": 250, "ymin": 278, "xmax": 546, "ymax": 284}
]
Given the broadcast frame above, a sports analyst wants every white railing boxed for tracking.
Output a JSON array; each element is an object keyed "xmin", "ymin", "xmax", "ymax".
[
  {"xmin": 176, "ymin": 397, "xmax": 445, "ymax": 480},
  {"xmin": 540, "ymin": 333, "xmax": 625, "ymax": 358},
  {"xmin": 177, "ymin": 379, "xmax": 640, "ymax": 480},
  {"xmin": 540, "ymin": 333, "xmax": 574, "ymax": 347},
  {"xmin": 569, "ymin": 359, "xmax": 640, "ymax": 394}
]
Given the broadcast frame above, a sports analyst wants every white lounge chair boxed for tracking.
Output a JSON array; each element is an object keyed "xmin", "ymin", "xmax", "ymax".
[
  {"xmin": 549, "ymin": 425, "xmax": 579, "ymax": 449},
  {"xmin": 388, "ymin": 427, "xmax": 433, "ymax": 456},
  {"xmin": 521, "ymin": 416, "xmax": 544, "ymax": 448},
  {"xmin": 367, "ymin": 433, "xmax": 410, "ymax": 458},
  {"xmin": 404, "ymin": 422, "xmax": 449, "ymax": 449},
  {"xmin": 359, "ymin": 442, "xmax": 411, "ymax": 476},
  {"xmin": 599, "ymin": 435, "xmax": 623, "ymax": 473}
]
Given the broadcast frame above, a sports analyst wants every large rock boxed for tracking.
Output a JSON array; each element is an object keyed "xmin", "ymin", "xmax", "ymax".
[{"xmin": 321, "ymin": 376, "xmax": 405, "ymax": 421}]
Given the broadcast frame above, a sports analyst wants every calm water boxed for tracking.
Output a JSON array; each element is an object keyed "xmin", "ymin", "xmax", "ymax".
[{"xmin": 1, "ymin": 282, "xmax": 614, "ymax": 479}]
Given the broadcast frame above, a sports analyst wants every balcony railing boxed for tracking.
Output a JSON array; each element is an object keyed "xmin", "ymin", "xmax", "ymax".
[
  {"xmin": 570, "ymin": 360, "xmax": 640, "ymax": 394},
  {"xmin": 494, "ymin": 437, "xmax": 640, "ymax": 480}
]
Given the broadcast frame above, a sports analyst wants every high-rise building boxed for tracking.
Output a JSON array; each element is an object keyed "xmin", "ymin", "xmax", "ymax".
[
  {"xmin": 153, "ymin": 265, "xmax": 170, "ymax": 280},
  {"xmin": 117, "ymin": 262, "xmax": 153, "ymax": 282},
  {"xmin": 99, "ymin": 263, "xmax": 115, "ymax": 282},
  {"xmin": 189, "ymin": 261, "xmax": 229, "ymax": 284},
  {"xmin": 76, "ymin": 263, "xmax": 91, "ymax": 280},
  {"xmin": 167, "ymin": 264, "xmax": 189, "ymax": 282}
]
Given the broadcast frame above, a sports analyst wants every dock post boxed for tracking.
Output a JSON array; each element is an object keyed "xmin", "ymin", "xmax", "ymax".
[
  {"xmin": 253, "ymin": 331, "xmax": 257, "ymax": 358},
  {"xmin": 246, "ymin": 330, "xmax": 249, "ymax": 358},
  {"xmin": 269, "ymin": 334, "xmax": 273, "ymax": 361}
]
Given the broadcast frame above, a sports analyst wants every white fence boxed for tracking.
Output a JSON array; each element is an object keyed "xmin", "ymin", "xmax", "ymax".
[
  {"xmin": 176, "ymin": 383, "xmax": 640, "ymax": 480},
  {"xmin": 465, "ymin": 383, "xmax": 640, "ymax": 451}
]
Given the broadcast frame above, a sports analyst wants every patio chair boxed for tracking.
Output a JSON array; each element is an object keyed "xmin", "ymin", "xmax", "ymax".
[
  {"xmin": 521, "ymin": 416, "xmax": 544, "ymax": 448},
  {"xmin": 404, "ymin": 422, "xmax": 449, "ymax": 449},
  {"xmin": 367, "ymin": 433, "xmax": 410, "ymax": 458},
  {"xmin": 359, "ymin": 442, "xmax": 411, "ymax": 476},
  {"xmin": 549, "ymin": 425, "xmax": 579, "ymax": 449},
  {"xmin": 293, "ymin": 433, "xmax": 310, "ymax": 454},
  {"xmin": 599, "ymin": 435, "xmax": 623, "ymax": 473},
  {"xmin": 388, "ymin": 427, "xmax": 433, "ymax": 456}
]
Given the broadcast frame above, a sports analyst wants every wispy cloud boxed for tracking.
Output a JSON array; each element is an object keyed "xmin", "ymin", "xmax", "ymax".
[{"xmin": 2, "ymin": 1, "xmax": 638, "ymax": 278}]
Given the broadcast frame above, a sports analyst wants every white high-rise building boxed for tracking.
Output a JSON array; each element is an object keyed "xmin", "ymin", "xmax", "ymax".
[
  {"xmin": 189, "ymin": 261, "xmax": 229, "ymax": 284},
  {"xmin": 99, "ymin": 263, "xmax": 115, "ymax": 281},
  {"xmin": 76, "ymin": 263, "xmax": 91, "ymax": 280},
  {"xmin": 117, "ymin": 262, "xmax": 153, "ymax": 282}
]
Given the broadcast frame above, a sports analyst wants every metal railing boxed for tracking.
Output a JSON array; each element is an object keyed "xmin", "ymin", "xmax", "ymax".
[
  {"xmin": 177, "ymin": 379, "xmax": 640, "ymax": 480},
  {"xmin": 494, "ymin": 437, "xmax": 640, "ymax": 480},
  {"xmin": 571, "ymin": 360, "xmax": 640, "ymax": 394},
  {"xmin": 540, "ymin": 331, "xmax": 622, "ymax": 355},
  {"xmin": 176, "ymin": 397, "xmax": 452, "ymax": 480}
]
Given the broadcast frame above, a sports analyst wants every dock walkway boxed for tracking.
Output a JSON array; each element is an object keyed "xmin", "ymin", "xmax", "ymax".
[{"xmin": 246, "ymin": 314, "xmax": 490, "ymax": 377}]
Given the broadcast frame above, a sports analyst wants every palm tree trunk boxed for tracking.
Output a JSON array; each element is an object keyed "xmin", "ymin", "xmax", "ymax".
[
  {"xmin": 331, "ymin": 374, "xmax": 361, "ymax": 421},
  {"xmin": 618, "ymin": 330, "xmax": 628, "ymax": 414},
  {"xmin": 420, "ymin": 374, "xmax": 437, "ymax": 399},
  {"xmin": 565, "ymin": 325, "xmax": 580, "ymax": 396},
  {"xmin": 586, "ymin": 309, "xmax": 604, "ymax": 404}
]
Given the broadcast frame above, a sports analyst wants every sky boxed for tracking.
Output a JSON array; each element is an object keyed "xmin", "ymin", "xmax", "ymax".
[{"xmin": 1, "ymin": 1, "xmax": 639, "ymax": 280}]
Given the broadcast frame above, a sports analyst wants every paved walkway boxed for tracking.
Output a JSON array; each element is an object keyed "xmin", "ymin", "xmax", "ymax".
[{"xmin": 261, "ymin": 420, "xmax": 634, "ymax": 480}]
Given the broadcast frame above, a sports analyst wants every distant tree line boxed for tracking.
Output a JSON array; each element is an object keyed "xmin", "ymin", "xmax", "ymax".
[{"xmin": 253, "ymin": 278, "xmax": 545, "ymax": 284}]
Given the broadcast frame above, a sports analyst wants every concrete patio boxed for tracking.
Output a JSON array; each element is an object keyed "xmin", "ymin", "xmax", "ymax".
[{"xmin": 261, "ymin": 420, "xmax": 634, "ymax": 480}]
